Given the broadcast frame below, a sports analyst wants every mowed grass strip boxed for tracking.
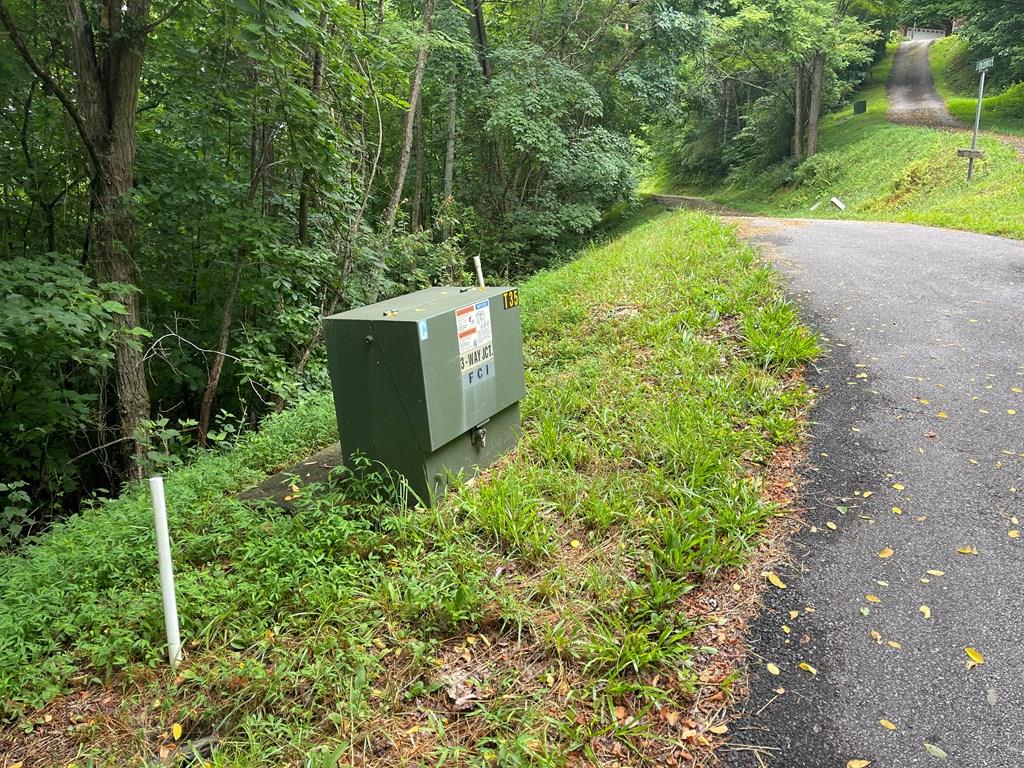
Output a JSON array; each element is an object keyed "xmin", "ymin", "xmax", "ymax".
[{"xmin": 0, "ymin": 210, "xmax": 816, "ymax": 765}]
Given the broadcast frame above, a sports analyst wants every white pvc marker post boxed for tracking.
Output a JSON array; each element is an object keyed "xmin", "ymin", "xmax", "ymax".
[
  {"xmin": 149, "ymin": 476, "xmax": 182, "ymax": 670},
  {"xmin": 473, "ymin": 255, "xmax": 486, "ymax": 289}
]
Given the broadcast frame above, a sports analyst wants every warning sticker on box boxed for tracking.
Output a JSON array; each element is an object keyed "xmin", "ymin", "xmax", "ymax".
[{"xmin": 455, "ymin": 299, "xmax": 495, "ymax": 387}]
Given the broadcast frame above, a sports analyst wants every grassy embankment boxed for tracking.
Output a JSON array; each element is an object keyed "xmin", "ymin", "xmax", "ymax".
[
  {"xmin": 665, "ymin": 47, "xmax": 1024, "ymax": 239},
  {"xmin": 929, "ymin": 35, "xmax": 1024, "ymax": 138},
  {"xmin": 0, "ymin": 210, "xmax": 816, "ymax": 765}
]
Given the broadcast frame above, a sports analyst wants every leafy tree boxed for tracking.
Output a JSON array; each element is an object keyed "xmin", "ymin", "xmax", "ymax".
[
  {"xmin": 2, "ymin": 0, "xmax": 698, "ymax": 532},
  {"xmin": 650, "ymin": 0, "xmax": 877, "ymax": 184}
]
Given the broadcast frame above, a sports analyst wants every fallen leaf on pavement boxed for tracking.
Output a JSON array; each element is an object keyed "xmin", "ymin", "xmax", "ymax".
[
  {"xmin": 919, "ymin": 605, "xmax": 931, "ymax": 619},
  {"xmin": 708, "ymin": 724, "xmax": 729, "ymax": 735},
  {"xmin": 799, "ymin": 662, "xmax": 817, "ymax": 675},
  {"xmin": 927, "ymin": 569, "xmax": 945, "ymax": 576},
  {"xmin": 887, "ymin": 640, "xmax": 902, "ymax": 649},
  {"xmin": 892, "ymin": 483, "xmax": 905, "ymax": 491},
  {"xmin": 766, "ymin": 572, "xmax": 786, "ymax": 589},
  {"xmin": 766, "ymin": 663, "xmax": 780, "ymax": 675},
  {"xmin": 880, "ymin": 718, "xmax": 896, "ymax": 730},
  {"xmin": 957, "ymin": 545, "xmax": 977, "ymax": 555},
  {"xmin": 965, "ymin": 647, "xmax": 985, "ymax": 665},
  {"xmin": 878, "ymin": 547, "xmax": 894, "ymax": 558},
  {"xmin": 826, "ymin": 521, "xmax": 838, "ymax": 530},
  {"xmin": 866, "ymin": 594, "xmax": 881, "ymax": 603},
  {"xmin": 847, "ymin": 761, "xmax": 871, "ymax": 768},
  {"xmin": 924, "ymin": 742, "xmax": 948, "ymax": 759},
  {"xmin": 1009, "ymin": 530, "xmax": 1020, "ymax": 539}
]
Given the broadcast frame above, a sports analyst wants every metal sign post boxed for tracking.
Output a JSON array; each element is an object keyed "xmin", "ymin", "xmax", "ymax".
[{"xmin": 966, "ymin": 57, "xmax": 994, "ymax": 181}]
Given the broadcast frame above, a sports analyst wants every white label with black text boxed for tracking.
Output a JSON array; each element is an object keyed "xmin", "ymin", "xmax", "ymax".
[{"xmin": 455, "ymin": 299, "xmax": 495, "ymax": 387}]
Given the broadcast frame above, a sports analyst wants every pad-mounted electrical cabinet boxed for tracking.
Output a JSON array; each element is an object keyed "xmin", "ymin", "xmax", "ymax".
[{"xmin": 324, "ymin": 285, "xmax": 525, "ymax": 504}]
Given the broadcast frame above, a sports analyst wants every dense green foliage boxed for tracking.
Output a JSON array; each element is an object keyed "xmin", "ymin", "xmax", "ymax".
[
  {"xmin": 0, "ymin": 209, "xmax": 816, "ymax": 763},
  {"xmin": 647, "ymin": 0, "xmax": 884, "ymax": 187},
  {"xmin": 0, "ymin": 0, "xmax": 693, "ymax": 537}
]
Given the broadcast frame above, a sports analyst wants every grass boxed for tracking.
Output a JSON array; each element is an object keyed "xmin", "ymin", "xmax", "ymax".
[
  {"xmin": 659, "ymin": 46, "xmax": 1024, "ymax": 240},
  {"xmin": 0, "ymin": 209, "xmax": 815, "ymax": 765},
  {"xmin": 930, "ymin": 36, "xmax": 1024, "ymax": 137}
]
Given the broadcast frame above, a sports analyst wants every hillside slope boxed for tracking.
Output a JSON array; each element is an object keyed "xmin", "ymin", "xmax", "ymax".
[{"xmin": 674, "ymin": 47, "xmax": 1024, "ymax": 239}]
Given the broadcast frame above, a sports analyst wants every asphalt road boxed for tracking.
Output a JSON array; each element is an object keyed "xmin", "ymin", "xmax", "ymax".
[
  {"xmin": 887, "ymin": 41, "xmax": 961, "ymax": 128},
  {"xmin": 723, "ymin": 217, "xmax": 1024, "ymax": 767}
]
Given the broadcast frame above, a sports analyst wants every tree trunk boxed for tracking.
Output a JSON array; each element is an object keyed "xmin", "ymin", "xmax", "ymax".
[
  {"xmin": 793, "ymin": 62, "xmax": 805, "ymax": 161},
  {"xmin": 2, "ymin": 1, "xmax": 155, "ymax": 476},
  {"xmin": 74, "ymin": 0, "xmax": 153, "ymax": 477},
  {"xmin": 383, "ymin": 0, "xmax": 435, "ymax": 232},
  {"xmin": 441, "ymin": 78, "xmax": 457, "ymax": 239},
  {"xmin": 91, "ymin": 164, "xmax": 150, "ymax": 475},
  {"xmin": 297, "ymin": 11, "xmax": 327, "ymax": 245},
  {"xmin": 410, "ymin": 98, "xmax": 425, "ymax": 232},
  {"xmin": 467, "ymin": 0, "xmax": 492, "ymax": 80},
  {"xmin": 806, "ymin": 51, "xmax": 825, "ymax": 157},
  {"xmin": 197, "ymin": 256, "xmax": 243, "ymax": 445}
]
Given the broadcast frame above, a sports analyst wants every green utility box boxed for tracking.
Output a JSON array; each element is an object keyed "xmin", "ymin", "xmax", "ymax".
[{"xmin": 324, "ymin": 285, "xmax": 525, "ymax": 504}]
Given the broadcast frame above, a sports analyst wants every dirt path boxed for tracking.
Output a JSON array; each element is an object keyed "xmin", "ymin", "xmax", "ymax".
[
  {"xmin": 886, "ymin": 41, "xmax": 961, "ymax": 128},
  {"xmin": 646, "ymin": 194, "xmax": 746, "ymax": 216}
]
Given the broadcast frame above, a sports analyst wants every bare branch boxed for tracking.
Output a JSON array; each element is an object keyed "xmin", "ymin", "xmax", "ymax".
[{"xmin": 144, "ymin": 0, "xmax": 186, "ymax": 32}]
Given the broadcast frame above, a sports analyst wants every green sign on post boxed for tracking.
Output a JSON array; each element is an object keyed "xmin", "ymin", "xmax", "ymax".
[{"xmin": 963, "ymin": 57, "xmax": 994, "ymax": 181}]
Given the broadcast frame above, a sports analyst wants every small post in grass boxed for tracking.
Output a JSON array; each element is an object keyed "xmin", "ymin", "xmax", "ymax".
[
  {"xmin": 473, "ymin": 254, "xmax": 486, "ymax": 289},
  {"xmin": 149, "ymin": 476, "xmax": 182, "ymax": 670},
  {"xmin": 965, "ymin": 56, "xmax": 994, "ymax": 181}
]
